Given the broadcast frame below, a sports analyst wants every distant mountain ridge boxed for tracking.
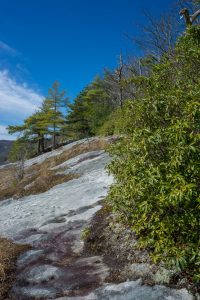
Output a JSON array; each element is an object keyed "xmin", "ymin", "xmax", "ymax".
[{"xmin": 0, "ymin": 140, "xmax": 13, "ymax": 165}]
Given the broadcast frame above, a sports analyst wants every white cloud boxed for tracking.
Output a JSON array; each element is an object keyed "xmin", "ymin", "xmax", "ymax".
[
  {"xmin": 0, "ymin": 125, "xmax": 17, "ymax": 140},
  {"xmin": 0, "ymin": 41, "xmax": 19, "ymax": 56},
  {"xmin": 0, "ymin": 70, "xmax": 43, "ymax": 140},
  {"xmin": 0, "ymin": 70, "xmax": 43, "ymax": 120}
]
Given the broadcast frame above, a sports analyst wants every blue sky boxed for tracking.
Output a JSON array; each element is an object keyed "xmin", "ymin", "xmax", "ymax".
[{"xmin": 0, "ymin": 0, "xmax": 176, "ymax": 139}]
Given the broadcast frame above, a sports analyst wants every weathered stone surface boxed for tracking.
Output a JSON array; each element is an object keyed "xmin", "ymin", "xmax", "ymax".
[
  {"xmin": 154, "ymin": 267, "xmax": 177, "ymax": 284},
  {"xmin": 54, "ymin": 280, "xmax": 194, "ymax": 300},
  {"xmin": 17, "ymin": 249, "xmax": 44, "ymax": 267},
  {"xmin": 123, "ymin": 263, "xmax": 154, "ymax": 281},
  {"xmin": 20, "ymin": 265, "xmax": 63, "ymax": 284},
  {"xmin": 0, "ymin": 138, "xmax": 196, "ymax": 299},
  {"xmin": 12, "ymin": 286, "xmax": 58, "ymax": 299}
]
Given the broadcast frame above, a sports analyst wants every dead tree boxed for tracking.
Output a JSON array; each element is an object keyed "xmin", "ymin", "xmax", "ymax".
[
  {"xmin": 115, "ymin": 52, "xmax": 124, "ymax": 109},
  {"xmin": 14, "ymin": 146, "xmax": 26, "ymax": 181},
  {"xmin": 128, "ymin": 10, "xmax": 179, "ymax": 60},
  {"xmin": 180, "ymin": 7, "xmax": 200, "ymax": 26}
]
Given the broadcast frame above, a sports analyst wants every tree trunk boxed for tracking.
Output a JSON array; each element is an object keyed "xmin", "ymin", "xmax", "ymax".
[
  {"xmin": 41, "ymin": 135, "xmax": 45, "ymax": 153},
  {"xmin": 53, "ymin": 126, "xmax": 56, "ymax": 149},
  {"xmin": 38, "ymin": 138, "xmax": 41, "ymax": 154},
  {"xmin": 53, "ymin": 98, "xmax": 57, "ymax": 149},
  {"xmin": 118, "ymin": 52, "xmax": 124, "ymax": 109}
]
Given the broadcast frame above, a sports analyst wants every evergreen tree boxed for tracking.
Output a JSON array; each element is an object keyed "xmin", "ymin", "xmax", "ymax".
[
  {"xmin": 8, "ymin": 82, "xmax": 68, "ymax": 157},
  {"xmin": 8, "ymin": 110, "xmax": 47, "ymax": 155},
  {"xmin": 83, "ymin": 78, "xmax": 113, "ymax": 134},
  {"xmin": 67, "ymin": 78, "xmax": 114, "ymax": 138},
  {"xmin": 45, "ymin": 81, "xmax": 68, "ymax": 148},
  {"xmin": 67, "ymin": 88, "xmax": 91, "ymax": 139}
]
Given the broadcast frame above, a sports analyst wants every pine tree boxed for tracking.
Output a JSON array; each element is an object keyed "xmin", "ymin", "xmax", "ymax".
[
  {"xmin": 45, "ymin": 81, "xmax": 68, "ymax": 148},
  {"xmin": 8, "ymin": 110, "xmax": 47, "ymax": 155},
  {"xmin": 67, "ymin": 88, "xmax": 91, "ymax": 139},
  {"xmin": 66, "ymin": 78, "xmax": 114, "ymax": 138}
]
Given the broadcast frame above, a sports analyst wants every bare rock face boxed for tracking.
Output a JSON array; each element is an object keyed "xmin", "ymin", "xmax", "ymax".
[
  {"xmin": 20, "ymin": 265, "xmax": 63, "ymax": 284},
  {"xmin": 17, "ymin": 249, "xmax": 44, "ymax": 268},
  {"xmin": 92, "ymin": 281, "xmax": 193, "ymax": 300},
  {"xmin": 54, "ymin": 281, "xmax": 194, "ymax": 300},
  {"xmin": 0, "ymin": 138, "xmax": 195, "ymax": 300}
]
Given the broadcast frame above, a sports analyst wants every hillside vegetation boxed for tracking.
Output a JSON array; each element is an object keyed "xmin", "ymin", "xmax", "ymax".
[
  {"xmin": 107, "ymin": 27, "xmax": 200, "ymax": 283},
  {"xmin": 0, "ymin": 140, "xmax": 13, "ymax": 165}
]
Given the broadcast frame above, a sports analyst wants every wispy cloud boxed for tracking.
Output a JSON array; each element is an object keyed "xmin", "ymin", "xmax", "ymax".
[
  {"xmin": 0, "ymin": 41, "xmax": 44, "ymax": 140},
  {"xmin": 0, "ymin": 70, "xmax": 43, "ymax": 117},
  {"xmin": 0, "ymin": 41, "xmax": 19, "ymax": 56},
  {"xmin": 0, "ymin": 125, "xmax": 16, "ymax": 140},
  {"xmin": 0, "ymin": 70, "xmax": 43, "ymax": 140}
]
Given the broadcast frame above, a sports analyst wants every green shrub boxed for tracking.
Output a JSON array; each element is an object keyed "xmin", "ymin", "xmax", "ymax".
[
  {"xmin": 97, "ymin": 107, "xmax": 131, "ymax": 136},
  {"xmin": 107, "ymin": 27, "xmax": 200, "ymax": 281},
  {"xmin": 81, "ymin": 227, "xmax": 91, "ymax": 241}
]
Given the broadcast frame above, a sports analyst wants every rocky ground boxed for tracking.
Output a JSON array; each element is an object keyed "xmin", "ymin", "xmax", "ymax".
[
  {"xmin": 84, "ymin": 207, "xmax": 200, "ymax": 298},
  {"xmin": 0, "ymin": 137, "xmax": 197, "ymax": 299}
]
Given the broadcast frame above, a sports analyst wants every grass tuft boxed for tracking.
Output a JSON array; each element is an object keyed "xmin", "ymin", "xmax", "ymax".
[{"xmin": 0, "ymin": 238, "xmax": 28, "ymax": 299}]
